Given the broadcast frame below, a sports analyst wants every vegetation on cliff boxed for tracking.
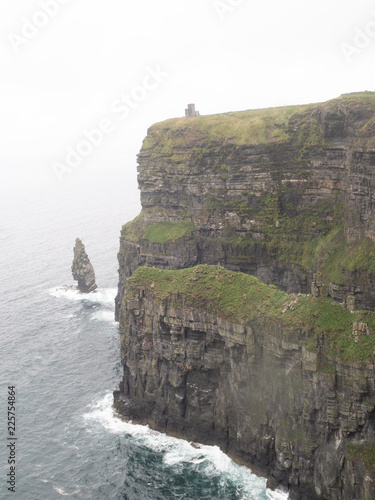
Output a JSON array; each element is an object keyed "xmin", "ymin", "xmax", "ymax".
[
  {"xmin": 311, "ymin": 226, "xmax": 375, "ymax": 285},
  {"xmin": 120, "ymin": 199, "xmax": 375, "ymax": 295},
  {"xmin": 127, "ymin": 92, "xmax": 375, "ymax": 306},
  {"xmin": 116, "ymin": 94, "xmax": 375, "ymax": 496},
  {"xmin": 142, "ymin": 91, "xmax": 375, "ymax": 153},
  {"xmin": 143, "ymin": 221, "xmax": 195, "ymax": 244},
  {"xmin": 125, "ymin": 265, "xmax": 375, "ymax": 364},
  {"xmin": 347, "ymin": 441, "xmax": 375, "ymax": 478},
  {"xmin": 119, "ymin": 213, "xmax": 195, "ymax": 245}
]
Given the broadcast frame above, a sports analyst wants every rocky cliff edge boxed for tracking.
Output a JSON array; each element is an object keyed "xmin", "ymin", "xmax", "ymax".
[{"xmin": 114, "ymin": 92, "xmax": 375, "ymax": 499}]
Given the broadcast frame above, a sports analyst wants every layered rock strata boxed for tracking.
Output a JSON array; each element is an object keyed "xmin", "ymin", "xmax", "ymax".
[
  {"xmin": 72, "ymin": 238, "xmax": 97, "ymax": 293},
  {"xmin": 115, "ymin": 92, "xmax": 375, "ymax": 499},
  {"xmin": 115, "ymin": 92, "xmax": 375, "ymax": 319},
  {"xmin": 114, "ymin": 266, "xmax": 375, "ymax": 500}
]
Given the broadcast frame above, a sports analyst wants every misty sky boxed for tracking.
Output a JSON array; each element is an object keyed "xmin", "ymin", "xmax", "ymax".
[{"xmin": 1, "ymin": 0, "xmax": 375, "ymax": 193}]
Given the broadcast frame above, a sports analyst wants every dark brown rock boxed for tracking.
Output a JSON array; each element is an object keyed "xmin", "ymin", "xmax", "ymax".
[
  {"xmin": 71, "ymin": 238, "xmax": 97, "ymax": 293},
  {"xmin": 115, "ymin": 93, "xmax": 375, "ymax": 319},
  {"xmin": 114, "ymin": 286, "xmax": 375, "ymax": 500},
  {"xmin": 114, "ymin": 93, "xmax": 375, "ymax": 499}
]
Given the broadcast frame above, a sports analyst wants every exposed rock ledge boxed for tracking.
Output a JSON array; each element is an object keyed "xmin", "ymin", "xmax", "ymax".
[
  {"xmin": 114, "ymin": 93, "xmax": 375, "ymax": 499},
  {"xmin": 115, "ymin": 92, "xmax": 375, "ymax": 320},
  {"xmin": 114, "ymin": 266, "xmax": 375, "ymax": 500}
]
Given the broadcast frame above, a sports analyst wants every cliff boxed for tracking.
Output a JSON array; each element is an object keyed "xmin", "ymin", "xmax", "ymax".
[
  {"xmin": 114, "ymin": 92, "xmax": 375, "ymax": 499},
  {"xmin": 115, "ymin": 91, "xmax": 375, "ymax": 319},
  {"xmin": 114, "ymin": 266, "xmax": 375, "ymax": 499}
]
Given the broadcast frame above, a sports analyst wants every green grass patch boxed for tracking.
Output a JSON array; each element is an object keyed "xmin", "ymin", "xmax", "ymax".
[
  {"xmin": 230, "ymin": 234, "xmax": 257, "ymax": 253},
  {"xmin": 120, "ymin": 213, "xmax": 144, "ymax": 242},
  {"xmin": 254, "ymin": 193, "xmax": 336, "ymax": 267},
  {"xmin": 143, "ymin": 104, "xmax": 317, "ymax": 158},
  {"xmin": 347, "ymin": 441, "xmax": 375, "ymax": 477},
  {"xmin": 254, "ymin": 199, "xmax": 375, "ymax": 280},
  {"xmin": 311, "ymin": 226, "xmax": 375, "ymax": 285},
  {"xmin": 142, "ymin": 221, "xmax": 195, "ymax": 244},
  {"xmin": 142, "ymin": 92, "xmax": 375, "ymax": 157},
  {"xmin": 125, "ymin": 265, "xmax": 375, "ymax": 363},
  {"xmin": 126, "ymin": 264, "xmax": 286, "ymax": 323},
  {"xmin": 120, "ymin": 215, "xmax": 195, "ymax": 245}
]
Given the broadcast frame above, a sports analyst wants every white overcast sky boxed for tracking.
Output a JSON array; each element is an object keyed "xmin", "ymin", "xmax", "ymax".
[{"xmin": 1, "ymin": 0, "xmax": 375, "ymax": 193}]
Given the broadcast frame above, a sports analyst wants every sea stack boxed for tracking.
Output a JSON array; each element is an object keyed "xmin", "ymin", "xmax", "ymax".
[{"xmin": 71, "ymin": 238, "xmax": 97, "ymax": 293}]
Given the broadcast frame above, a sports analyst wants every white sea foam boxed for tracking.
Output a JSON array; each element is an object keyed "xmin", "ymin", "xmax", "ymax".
[
  {"xmin": 83, "ymin": 393, "xmax": 288, "ymax": 500},
  {"xmin": 49, "ymin": 286, "xmax": 80, "ymax": 300},
  {"xmin": 48, "ymin": 286, "xmax": 117, "ymax": 306},
  {"xmin": 90, "ymin": 309, "xmax": 116, "ymax": 323},
  {"xmin": 88, "ymin": 288, "xmax": 117, "ymax": 305},
  {"xmin": 83, "ymin": 392, "xmax": 154, "ymax": 437},
  {"xmin": 267, "ymin": 492, "xmax": 288, "ymax": 500},
  {"xmin": 53, "ymin": 485, "xmax": 70, "ymax": 495},
  {"xmin": 266, "ymin": 491, "xmax": 289, "ymax": 500}
]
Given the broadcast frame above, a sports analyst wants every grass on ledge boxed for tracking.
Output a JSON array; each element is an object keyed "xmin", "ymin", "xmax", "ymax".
[
  {"xmin": 311, "ymin": 226, "xmax": 375, "ymax": 286},
  {"xmin": 120, "ymin": 214, "xmax": 195, "ymax": 245},
  {"xmin": 120, "ymin": 214, "xmax": 144, "ymax": 242},
  {"xmin": 125, "ymin": 265, "xmax": 375, "ymax": 364},
  {"xmin": 143, "ymin": 221, "xmax": 195, "ymax": 244},
  {"xmin": 347, "ymin": 441, "xmax": 375, "ymax": 477}
]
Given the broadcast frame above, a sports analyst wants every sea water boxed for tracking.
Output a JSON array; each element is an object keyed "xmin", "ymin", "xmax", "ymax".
[{"xmin": 0, "ymin": 174, "xmax": 287, "ymax": 499}]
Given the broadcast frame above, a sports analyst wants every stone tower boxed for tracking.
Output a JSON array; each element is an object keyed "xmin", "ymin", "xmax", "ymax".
[{"xmin": 185, "ymin": 103, "xmax": 200, "ymax": 117}]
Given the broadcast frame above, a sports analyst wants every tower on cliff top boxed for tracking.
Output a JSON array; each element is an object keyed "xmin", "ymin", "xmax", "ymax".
[{"xmin": 185, "ymin": 103, "xmax": 200, "ymax": 117}]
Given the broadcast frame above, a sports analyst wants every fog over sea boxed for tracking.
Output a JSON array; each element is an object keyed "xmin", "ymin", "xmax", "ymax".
[{"xmin": 0, "ymin": 173, "xmax": 287, "ymax": 499}]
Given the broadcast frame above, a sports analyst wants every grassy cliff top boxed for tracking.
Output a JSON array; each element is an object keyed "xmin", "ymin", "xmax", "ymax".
[
  {"xmin": 141, "ymin": 92, "xmax": 375, "ymax": 150},
  {"xmin": 126, "ymin": 264, "xmax": 375, "ymax": 364}
]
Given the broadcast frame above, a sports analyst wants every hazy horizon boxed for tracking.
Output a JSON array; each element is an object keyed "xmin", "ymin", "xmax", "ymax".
[{"xmin": 1, "ymin": 0, "xmax": 375, "ymax": 194}]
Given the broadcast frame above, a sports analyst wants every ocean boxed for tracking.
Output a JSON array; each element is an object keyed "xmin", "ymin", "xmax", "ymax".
[{"xmin": 0, "ymin": 173, "xmax": 287, "ymax": 499}]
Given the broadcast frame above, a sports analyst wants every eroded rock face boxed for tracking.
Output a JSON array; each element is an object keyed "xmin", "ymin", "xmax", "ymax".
[
  {"xmin": 71, "ymin": 238, "xmax": 97, "ymax": 293},
  {"xmin": 114, "ymin": 93, "xmax": 375, "ymax": 499},
  {"xmin": 115, "ymin": 93, "xmax": 375, "ymax": 319},
  {"xmin": 114, "ymin": 287, "xmax": 375, "ymax": 500}
]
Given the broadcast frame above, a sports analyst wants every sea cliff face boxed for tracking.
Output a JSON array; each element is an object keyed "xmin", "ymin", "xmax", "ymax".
[
  {"xmin": 114, "ymin": 266, "xmax": 375, "ymax": 499},
  {"xmin": 114, "ymin": 92, "xmax": 375, "ymax": 499},
  {"xmin": 115, "ymin": 92, "xmax": 375, "ymax": 320}
]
